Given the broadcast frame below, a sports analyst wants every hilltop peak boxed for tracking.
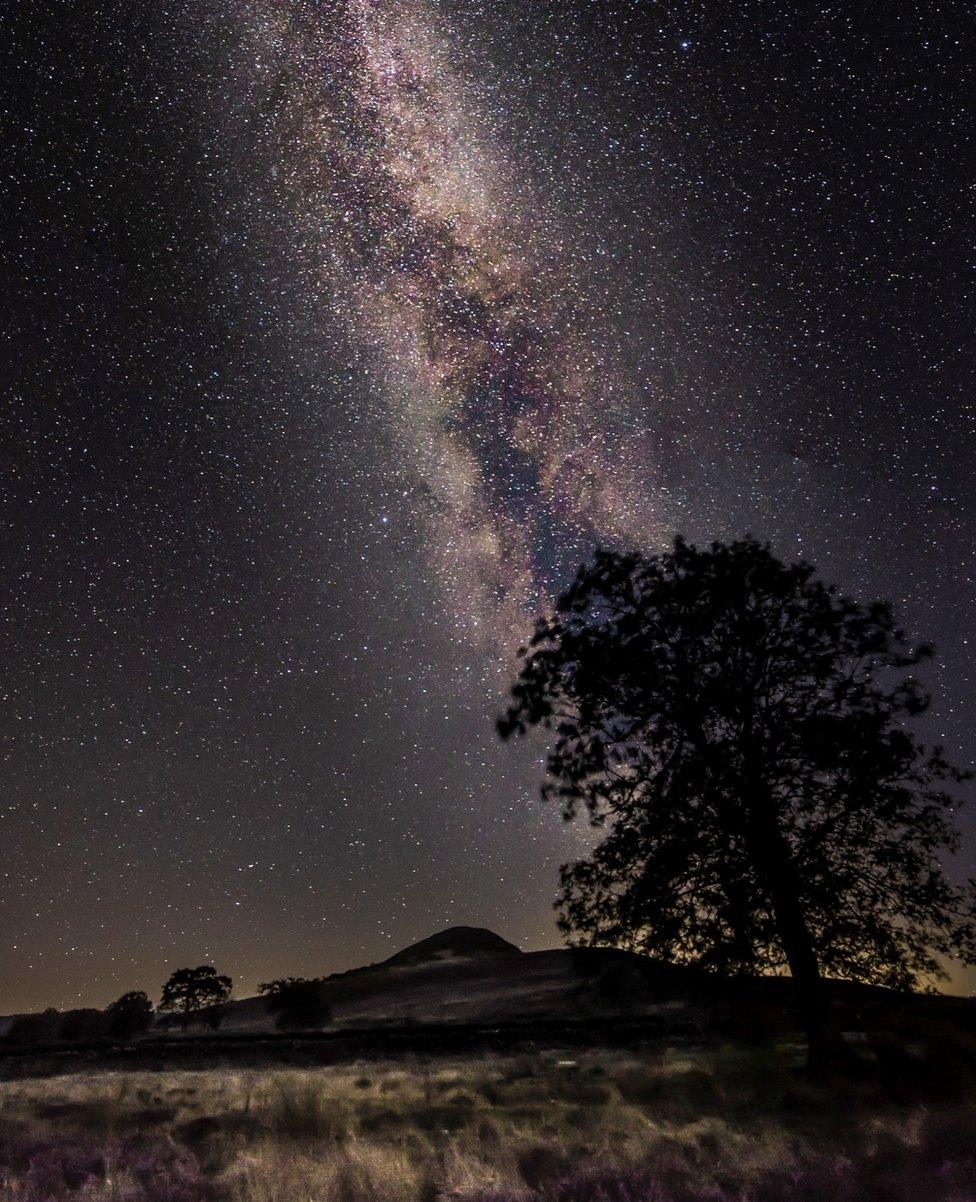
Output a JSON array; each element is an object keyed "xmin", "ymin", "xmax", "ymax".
[{"xmin": 380, "ymin": 927, "xmax": 521, "ymax": 967}]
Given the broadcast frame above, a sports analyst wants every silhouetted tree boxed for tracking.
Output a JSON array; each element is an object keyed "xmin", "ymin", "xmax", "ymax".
[
  {"xmin": 105, "ymin": 991, "xmax": 154, "ymax": 1039},
  {"xmin": 499, "ymin": 537, "xmax": 976, "ymax": 1069},
  {"xmin": 159, "ymin": 966, "xmax": 231, "ymax": 1030},
  {"xmin": 258, "ymin": 977, "xmax": 333, "ymax": 1030},
  {"xmin": 5, "ymin": 1008, "xmax": 60, "ymax": 1047},
  {"xmin": 59, "ymin": 1008, "xmax": 107, "ymax": 1043}
]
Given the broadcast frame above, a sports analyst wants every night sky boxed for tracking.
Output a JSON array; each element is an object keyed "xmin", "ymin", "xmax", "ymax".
[{"xmin": 4, "ymin": 1, "xmax": 975, "ymax": 1013}]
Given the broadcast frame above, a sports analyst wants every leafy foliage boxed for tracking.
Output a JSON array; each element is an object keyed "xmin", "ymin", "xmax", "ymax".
[
  {"xmin": 5, "ymin": 1008, "xmax": 61, "ymax": 1047},
  {"xmin": 500, "ymin": 538, "xmax": 976, "ymax": 995},
  {"xmin": 105, "ymin": 991, "xmax": 154, "ymax": 1039},
  {"xmin": 258, "ymin": 977, "xmax": 333, "ymax": 1030},
  {"xmin": 58, "ymin": 1010, "xmax": 107, "ymax": 1043},
  {"xmin": 159, "ymin": 967, "xmax": 231, "ymax": 1028}
]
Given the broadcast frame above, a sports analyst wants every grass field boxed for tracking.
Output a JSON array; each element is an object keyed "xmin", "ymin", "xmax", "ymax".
[{"xmin": 1, "ymin": 1045, "xmax": 975, "ymax": 1200}]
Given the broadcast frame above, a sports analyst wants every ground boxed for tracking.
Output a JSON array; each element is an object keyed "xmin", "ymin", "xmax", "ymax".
[{"xmin": 1, "ymin": 1044, "xmax": 975, "ymax": 1200}]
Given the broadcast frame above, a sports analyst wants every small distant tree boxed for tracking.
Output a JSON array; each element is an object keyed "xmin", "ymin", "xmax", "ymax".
[
  {"xmin": 500, "ymin": 538, "xmax": 976, "ymax": 1069},
  {"xmin": 105, "ymin": 991, "xmax": 154, "ymax": 1039},
  {"xmin": 258, "ymin": 977, "xmax": 332, "ymax": 1030},
  {"xmin": 159, "ymin": 966, "xmax": 231, "ymax": 1030}
]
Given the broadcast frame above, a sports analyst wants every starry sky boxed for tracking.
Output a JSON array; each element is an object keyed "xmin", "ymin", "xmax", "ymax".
[{"xmin": 4, "ymin": 1, "xmax": 975, "ymax": 1012}]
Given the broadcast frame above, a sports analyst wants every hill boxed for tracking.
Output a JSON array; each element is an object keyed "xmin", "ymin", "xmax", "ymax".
[
  {"xmin": 211, "ymin": 928, "xmax": 973, "ymax": 1041},
  {"xmin": 5, "ymin": 927, "xmax": 975, "ymax": 1064},
  {"xmin": 379, "ymin": 926, "xmax": 521, "ymax": 967},
  {"xmin": 211, "ymin": 928, "xmax": 691, "ymax": 1033}
]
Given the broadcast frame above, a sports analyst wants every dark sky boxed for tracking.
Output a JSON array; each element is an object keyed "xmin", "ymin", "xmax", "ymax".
[{"xmin": 3, "ymin": 1, "xmax": 975, "ymax": 1012}]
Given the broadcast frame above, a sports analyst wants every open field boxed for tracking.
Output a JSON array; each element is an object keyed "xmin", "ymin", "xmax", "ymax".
[{"xmin": 2, "ymin": 1045, "xmax": 976, "ymax": 1201}]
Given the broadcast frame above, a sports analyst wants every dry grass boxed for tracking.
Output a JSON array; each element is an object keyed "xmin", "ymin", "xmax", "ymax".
[{"xmin": 0, "ymin": 1046, "xmax": 974, "ymax": 1200}]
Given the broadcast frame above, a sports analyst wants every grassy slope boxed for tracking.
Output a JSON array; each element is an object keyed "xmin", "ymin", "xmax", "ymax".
[
  {"xmin": 218, "ymin": 948, "xmax": 682, "ymax": 1031},
  {"xmin": 203, "ymin": 946, "xmax": 976, "ymax": 1045}
]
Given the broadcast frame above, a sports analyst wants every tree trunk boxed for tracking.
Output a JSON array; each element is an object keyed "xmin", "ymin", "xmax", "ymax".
[
  {"xmin": 764, "ymin": 857, "xmax": 829, "ymax": 1071},
  {"xmin": 744, "ymin": 795, "xmax": 830, "ymax": 1071}
]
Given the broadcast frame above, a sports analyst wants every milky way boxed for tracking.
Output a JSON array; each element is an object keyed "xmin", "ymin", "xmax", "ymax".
[{"xmin": 236, "ymin": 0, "xmax": 667, "ymax": 646}]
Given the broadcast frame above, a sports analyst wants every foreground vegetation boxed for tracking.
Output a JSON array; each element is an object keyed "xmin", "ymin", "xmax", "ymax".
[{"xmin": 2, "ymin": 1044, "xmax": 976, "ymax": 1200}]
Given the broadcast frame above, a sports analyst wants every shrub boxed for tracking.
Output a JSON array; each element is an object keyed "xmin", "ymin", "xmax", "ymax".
[
  {"xmin": 269, "ymin": 1076, "xmax": 348, "ymax": 1141},
  {"xmin": 6, "ymin": 1009, "xmax": 61, "ymax": 1047},
  {"xmin": 517, "ymin": 1145, "xmax": 573, "ymax": 1191},
  {"xmin": 258, "ymin": 978, "xmax": 333, "ymax": 1030},
  {"xmin": 106, "ymin": 991, "xmax": 154, "ymax": 1040},
  {"xmin": 0, "ymin": 1131, "xmax": 220, "ymax": 1202},
  {"xmin": 59, "ymin": 1009, "xmax": 108, "ymax": 1043}
]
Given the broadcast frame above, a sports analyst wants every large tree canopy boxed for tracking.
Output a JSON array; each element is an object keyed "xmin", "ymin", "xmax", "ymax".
[{"xmin": 500, "ymin": 538, "xmax": 976, "ymax": 1063}]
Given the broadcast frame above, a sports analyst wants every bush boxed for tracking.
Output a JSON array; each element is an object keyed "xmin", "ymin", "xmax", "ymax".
[
  {"xmin": 198, "ymin": 1004, "xmax": 224, "ymax": 1031},
  {"xmin": 59, "ymin": 1009, "xmax": 108, "ymax": 1043},
  {"xmin": 106, "ymin": 991, "xmax": 154, "ymax": 1040},
  {"xmin": 258, "ymin": 978, "xmax": 332, "ymax": 1030},
  {"xmin": 0, "ymin": 1131, "xmax": 220, "ymax": 1202},
  {"xmin": 269, "ymin": 1076, "xmax": 347, "ymax": 1141},
  {"xmin": 6, "ymin": 1009, "xmax": 61, "ymax": 1047},
  {"xmin": 518, "ymin": 1146, "xmax": 573, "ymax": 1191}
]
